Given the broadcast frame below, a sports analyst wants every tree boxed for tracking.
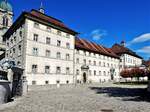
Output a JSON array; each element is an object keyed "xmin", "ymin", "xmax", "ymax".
[
  {"xmin": 120, "ymin": 69, "xmax": 131, "ymax": 78},
  {"xmin": 120, "ymin": 67, "xmax": 147, "ymax": 82}
]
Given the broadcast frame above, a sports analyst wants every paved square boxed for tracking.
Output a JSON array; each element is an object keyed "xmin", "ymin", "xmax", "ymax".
[{"xmin": 0, "ymin": 83, "xmax": 150, "ymax": 112}]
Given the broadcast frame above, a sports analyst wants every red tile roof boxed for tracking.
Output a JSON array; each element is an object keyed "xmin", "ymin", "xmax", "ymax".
[
  {"xmin": 145, "ymin": 60, "xmax": 150, "ymax": 67},
  {"xmin": 75, "ymin": 37, "xmax": 119, "ymax": 58},
  {"xmin": 111, "ymin": 44, "xmax": 142, "ymax": 59},
  {"xmin": 4, "ymin": 9, "xmax": 78, "ymax": 39},
  {"xmin": 28, "ymin": 10, "xmax": 78, "ymax": 35}
]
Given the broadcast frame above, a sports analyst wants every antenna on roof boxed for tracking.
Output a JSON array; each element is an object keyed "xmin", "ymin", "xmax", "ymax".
[{"xmin": 39, "ymin": 0, "xmax": 45, "ymax": 14}]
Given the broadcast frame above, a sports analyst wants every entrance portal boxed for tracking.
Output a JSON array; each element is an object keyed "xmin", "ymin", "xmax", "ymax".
[{"xmin": 83, "ymin": 72, "xmax": 87, "ymax": 83}]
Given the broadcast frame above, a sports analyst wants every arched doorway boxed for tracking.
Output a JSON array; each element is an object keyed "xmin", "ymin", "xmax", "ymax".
[{"xmin": 83, "ymin": 72, "xmax": 87, "ymax": 83}]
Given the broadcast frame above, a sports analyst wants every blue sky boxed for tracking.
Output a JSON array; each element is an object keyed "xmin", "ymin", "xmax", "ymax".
[{"xmin": 10, "ymin": 0, "xmax": 150, "ymax": 60}]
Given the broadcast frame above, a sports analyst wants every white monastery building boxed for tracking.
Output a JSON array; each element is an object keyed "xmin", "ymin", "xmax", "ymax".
[
  {"xmin": 1, "ymin": 1, "xmax": 143, "ymax": 85},
  {"xmin": 111, "ymin": 41, "xmax": 143, "ymax": 70}
]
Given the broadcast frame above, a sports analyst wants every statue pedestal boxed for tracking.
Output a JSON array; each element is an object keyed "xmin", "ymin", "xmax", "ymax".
[{"xmin": 0, "ymin": 80, "xmax": 11, "ymax": 104}]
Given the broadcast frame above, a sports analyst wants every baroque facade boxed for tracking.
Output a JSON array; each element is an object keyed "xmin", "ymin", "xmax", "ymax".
[
  {"xmin": 0, "ymin": 0, "xmax": 13, "ymax": 57},
  {"xmin": 2, "ymin": 4, "xmax": 143, "ymax": 85}
]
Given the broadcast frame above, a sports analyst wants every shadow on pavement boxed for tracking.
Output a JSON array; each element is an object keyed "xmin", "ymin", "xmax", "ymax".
[{"xmin": 89, "ymin": 86, "xmax": 150, "ymax": 102}]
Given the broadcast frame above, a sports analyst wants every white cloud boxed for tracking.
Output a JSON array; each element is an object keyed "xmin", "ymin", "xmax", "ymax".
[
  {"xmin": 127, "ymin": 33, "xmax": 150, "ymax": 46},
  {"xmin": 91, "ymin": 29, "xmax": 107, "ymax": 41},
  {"xmin": 137, "ymin": 46, "xmax": 150, "ymax": 55}
]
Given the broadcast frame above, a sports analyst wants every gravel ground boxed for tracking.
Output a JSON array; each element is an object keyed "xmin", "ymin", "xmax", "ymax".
[{"xmin": 0, "ymin": 83, "xmax": 150, "ymax": 112}]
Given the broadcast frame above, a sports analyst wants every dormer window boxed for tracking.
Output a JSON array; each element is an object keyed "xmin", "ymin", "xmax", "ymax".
[
  {"xmin": 57, "ymin": 30, "xmax": 61, "ymax": 36},
  {"xmin": 34, "ymin": 22, "xmax": 39, "ymax": 28},
  {"xmin": 47, "ymin": 26, "xmax": 51, "ymax": 32},
  {"xmin": 66, "ymin": 33, "xmax": 70, "ymax": 38}
]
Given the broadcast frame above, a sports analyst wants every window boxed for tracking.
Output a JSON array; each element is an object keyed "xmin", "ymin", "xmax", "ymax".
[
  {"xmin": 56, "ymin": 67, "xmax": 61, "ymax": 74},
  {"xmin": 66, "ymin": 80, "xmax": 69, "ymax": 84},
  {"xmin": 89, "ymin": 70, "xmax": 92, "ymax": 75},
  {"xmin": 32, "ymin": 81, "xmax": 36, "ymax": 85},
  {"xmin": 14, "ymin": 36, "xmax": 16, "ymax": 42},
  {"xmin": 89, "ymin": 60, "xmax": 91, "ymax": 65},
  {"xmin": 18, "ymin": 45, "xmax": 21, "ymax": 55},
  {"xmin": 89, "ymin": 52, "xmax": 91, "ymax": 56},
  {"xmin": 10, "ymin": 39, "xmax": 13, "ymax": 44},
  {"xmin": 34, "ymin": 22, "xmax": 39, "ymax": 28},
  {"xmin": 56, "ymin": 52, "xmax": 61, "ymax": 59},
  {"xmin": 17, "ymin": 61, "xmax": 21, "ymax": 66},
  {"xmin": 93, "ymin": 53, "xmax": 96, "ymax": 57},
  {"xmin": 84, "ymin": 51, "xmax": 86, "ymax": 56},
  {"xmin": 13, "ymin": 48, "xmax": 15, "ymax": 53},
  {"xmin": 94, "ymin": 61, "xmax": 96, "ymax": 66},
  {"xmin": 76, "ymin": 58, "xmax": 79, "ymax": 64},
  {"xmin": 103, "ymin": 71, "xmax": 106, "ymax": 76},
  {"xmin": 33, "ymin": 48, "xmax": 38, "ymax": 55},
  {"xmin": 45, "ymin": 81, "xmax": 49, "ymax": 84},
  {"xmin": 66, "ymin": 43, "xmax": 70, "ymax": 49},
  {"xmin": 3, "ymin": 16, "xmax": 8, "ymax": 26},
  {"xmin": 76, "ymin": 69, "xmax": 79, "ymax": 75},
  {"xmin": 45, "ymin": 66, "xmax": 50, "ymax": 74},
  {"xmin": 57, "ymin": 30, "xmax": 61, "ymax": 36},
  {"xmin": 46, "ymin": 50, "xmax": 50, "ymax": 57},
  {"xmin": 99, "ymin": 61, "xmax": 101, "ymax": 66},
  {"xmin": 9, "ymin": 50, "xmax": 12, "ymax": 55},
  {"xmin": 32, "ymin": 65, "xmax": 38, "ymax": 73},
  {"xmin": 46, "ymin": 37, "xmax": 51, "ymax": 44},
  {"xmin": 57, "ymin": 40, "xmax": 61, "ymax": 46},
  {"xmin": 108, "ymin": 72, "xmax": 110, "ymax": 76},
  {"xmin": 20, "ymin": 31, "xmax": 22, "ymax": 37},
  {"xmin": 66, "ymin": 33, "xmax": 70, "ymax": 38},
  {"xmin": 107, "ymin": 63, "xmax": 109, "ymax": 67},
  {"xmin": 83, "ymin": 59, "xmax": 86, "ymax": 65},
  {"xmin": 66, "ymin": 67, "xmax": 70, "ymax": 75},
  {"xmin": 103, "ymin": 62, "xmax": 105, "ymax": 67},
  {"xmin": 56, "ymin": 80, "xmax": 60, "ymax": 84},
  {"xmin": 94, "ymin": 70, "xmax": 96, "ymax": 76},
  {"xmin": 6, "ymin": 42, "xmax": 9, "ymax": 47},
  {"xmin": 99, "ymin": 71, "xmax": 101, "ymax": 76},
  {"xmin": 47, "ymin": 26, "xmax": 51, "ymax": 32},
  {"xmin": 111, "ymin": 64, "xmax": 113, "ymax": 67},
  {"xmin": 33, "ymin": 34, "xmax": 38, "ymax": 42},
  {"xmin": 66, "ymin": 54, "xmax": 70, "ymax": 60}
]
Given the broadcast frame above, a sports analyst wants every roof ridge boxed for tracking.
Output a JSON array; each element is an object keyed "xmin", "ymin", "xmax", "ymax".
[{"xmin": 31, "ymin": 9, "xmax": 63, "ymax": 23}]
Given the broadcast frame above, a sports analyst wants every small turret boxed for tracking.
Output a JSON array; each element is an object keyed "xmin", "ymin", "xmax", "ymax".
[
  {"xmin": 39, "ymin": 2, "xmax": 44, "ymax": 14},
  {"xmin": 121, "ymin": 40, "xmax": 125, "ymax": 47}
]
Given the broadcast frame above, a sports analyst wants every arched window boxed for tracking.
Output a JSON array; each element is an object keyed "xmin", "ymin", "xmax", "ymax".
[{"xmin": 3, "ymin": 16, "xmax": 9, "ymax": 27}]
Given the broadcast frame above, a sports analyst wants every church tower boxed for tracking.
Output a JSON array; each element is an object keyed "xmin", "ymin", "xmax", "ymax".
[{"xmin": 0, "ymin": 0, "xmax": 13, "ymax": 56}]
